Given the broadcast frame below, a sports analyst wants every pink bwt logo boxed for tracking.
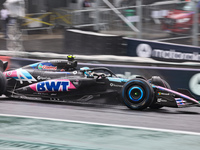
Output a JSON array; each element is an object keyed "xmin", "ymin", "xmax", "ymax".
[
  {"xmin": 37, "ymin": 81, "xmax": 69, "ymax": 92},
  {"xmin": 29, "ymin": 79, "xmax": 76, "ymax": 92}
]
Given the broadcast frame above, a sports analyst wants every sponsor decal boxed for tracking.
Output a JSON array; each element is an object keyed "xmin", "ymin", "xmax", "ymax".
[
  {"xmin": 157, "ymin": 98, "xmax": 167, "ymax": 103},
  {"xmin": 136, "ymin": 44, "xmax": 152, "ymax": 58},
  {"xmin": 38, "ymin": 63, "xmax": 57, "ymax": 70},
  {"xmin": 37, "ymin": 76, "xmax": 51, "ymax": 80},
  {"xmin": 6, "ymin": 71, "xmax": 12, "ymax": 76},
  {"xmin": 38, "ymin": 64, "xmax": 43, "ymax": 70},
  {"xmin": 189, "ymin": 73, "xmax": 200, "ymax": 96},
  {"xmin": 136, "ymin": 43, "xmax": 200, "ymax": 61},
  {"xmin": 37, "ymin": 81, "xmax": 69, "ymax": 92},
  {"xmin": 158, "ymin": 92, "xmax": 170, "ymax": 96},
  {"xmin": 110, "ymin": 83, "xmax": 123, "ymax": 88},
  {"xmin": 38, "ymin": 65, "xmax": 57, "ymax": 70},
  {"xmin": 72, "ymin": 80, "xmax": 79, "ymax": 85},
  {"xmin": 29, "ymin": 79, "xmax": 76, "ymax": 92}
]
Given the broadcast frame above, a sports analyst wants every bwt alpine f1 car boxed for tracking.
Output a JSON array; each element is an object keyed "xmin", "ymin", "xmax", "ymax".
[{"xmin": 0, "ymin": 56, "xmax": 199, "ymax": 110}]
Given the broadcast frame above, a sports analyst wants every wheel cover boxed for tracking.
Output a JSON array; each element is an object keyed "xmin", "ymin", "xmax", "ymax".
[{"xmin": 128, "ymin": 86, "xmax": 144, "ymax": 101}]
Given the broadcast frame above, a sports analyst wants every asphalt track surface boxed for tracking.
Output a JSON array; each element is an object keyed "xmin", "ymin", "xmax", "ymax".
[{"xmin": 0, "ymin": 97, "xmax": 200, "ymax": 133}]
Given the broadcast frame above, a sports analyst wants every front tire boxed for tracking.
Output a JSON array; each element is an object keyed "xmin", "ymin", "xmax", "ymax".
[{"xmin": 121, "ymin": 78, "xmax": 154, "ymax": 110}]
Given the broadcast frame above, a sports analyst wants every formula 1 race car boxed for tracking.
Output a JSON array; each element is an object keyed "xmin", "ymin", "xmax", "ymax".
[{"xmin": 0, "ymin": 56, "xmax": 199, "ymax": 110}]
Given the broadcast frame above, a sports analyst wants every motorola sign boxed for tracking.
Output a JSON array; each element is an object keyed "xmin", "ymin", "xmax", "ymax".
[
  {"xmin": 136, "ymin": 44, "xmax": 152, "ymax": 58},
  {"xmin": 136, "ymin": 43, "xmax": 200, "ymax": 61},
  {"xmin": 127, "ymin": 38, "xmax": 200, "ymax": 62}
]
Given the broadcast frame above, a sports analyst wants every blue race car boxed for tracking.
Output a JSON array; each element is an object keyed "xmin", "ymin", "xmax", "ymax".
[{"xmin": 0, "ymin": 56, "xmax": 199, "ymax": 110}]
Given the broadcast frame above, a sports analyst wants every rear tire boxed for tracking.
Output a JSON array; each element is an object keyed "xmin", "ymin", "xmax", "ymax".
[
  {"xmin": 121, "ymin": 78, "xmax": 154, "ymax": 110},
  {"xmin": 148, "ymin": 76, "xmax": 171, "ymax": 109},
  {"xmin": 0, "ymin": 71, "xmax": 6, "ymax": 96}
]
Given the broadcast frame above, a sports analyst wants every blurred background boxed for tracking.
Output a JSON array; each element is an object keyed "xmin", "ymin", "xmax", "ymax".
[{"xmin": 0, "ymin": 0, "xmax": 199, "ymax": 53}]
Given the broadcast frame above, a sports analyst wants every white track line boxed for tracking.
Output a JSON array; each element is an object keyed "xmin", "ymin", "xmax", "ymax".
[{"xmin": 0, "ymin": 113, "xmax": 200, "ymax": 136}]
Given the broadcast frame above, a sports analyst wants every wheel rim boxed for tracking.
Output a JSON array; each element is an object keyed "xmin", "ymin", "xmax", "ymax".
[{"xmin": 128, "ymin": 86, "xmax": 144, "ymax": 102}]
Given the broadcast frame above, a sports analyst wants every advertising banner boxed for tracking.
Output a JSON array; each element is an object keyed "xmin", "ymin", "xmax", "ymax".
[{"xmin": 126, "ymin": 38, "xmax": 200, "ymax": 62}]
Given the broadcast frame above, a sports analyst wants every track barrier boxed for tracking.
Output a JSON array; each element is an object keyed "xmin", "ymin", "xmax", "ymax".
[
  {"xmin": 64, "ymin": 29, "xmax": 126, "ymax": 55},
  {"xmin": 21, "ymin": 12, "xmax": 54, "ymax": 34}
]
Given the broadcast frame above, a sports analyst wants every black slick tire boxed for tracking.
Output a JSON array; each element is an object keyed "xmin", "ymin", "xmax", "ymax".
[
  {"xmin": 121, "ymin": 78, "xmax": 154, "ymax": 110},
  {"xmin": 0, "ymin": 71, "xmax": 6, "ymax": 95}
]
